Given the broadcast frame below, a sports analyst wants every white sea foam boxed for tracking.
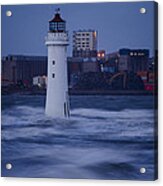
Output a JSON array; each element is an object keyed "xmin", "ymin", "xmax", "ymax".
[
  {"xmin": 1, "ymin": 96, "xmax": 155, "ymax": 179},
  {"xmin": 1, "ymin": 105, "xmax": 154, "ymax": 141}
]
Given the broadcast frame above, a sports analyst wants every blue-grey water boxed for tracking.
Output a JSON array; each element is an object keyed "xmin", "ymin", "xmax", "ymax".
[{"xmin": 1, "ymin": 95, "xmax": 156, "ymax": 180}]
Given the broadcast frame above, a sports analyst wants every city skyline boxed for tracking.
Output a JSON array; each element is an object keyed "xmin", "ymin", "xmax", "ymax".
[{"xmin": 1, "ymin": 2, "xmax": 155, "ymax": 57}]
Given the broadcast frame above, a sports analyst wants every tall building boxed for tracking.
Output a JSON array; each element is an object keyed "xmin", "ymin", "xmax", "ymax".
[
  {"xmin": 72, "ymin": 30, "xmax": 97, "ymax": 57},
  {"xmin": 1, "ymin": 55, "xmax": 47, "ymax": 86},
  {"xmin": 45, "ymin": 9, "xmax": 70, "ymax": 118},
  {"xmin": 118, "ymin": 49, "xmax": 149, "ymax": 73}
]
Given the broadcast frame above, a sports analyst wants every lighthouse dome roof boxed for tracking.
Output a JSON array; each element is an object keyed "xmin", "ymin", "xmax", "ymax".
[{"xmin": 49, "ymin": 13, "xmax": 65, "ymax": 23}]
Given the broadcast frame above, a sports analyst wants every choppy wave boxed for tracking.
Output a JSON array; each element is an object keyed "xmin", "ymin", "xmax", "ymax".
[{"xmin": 1, "ymin": 95, "xmax": 156, "ymax": 180}]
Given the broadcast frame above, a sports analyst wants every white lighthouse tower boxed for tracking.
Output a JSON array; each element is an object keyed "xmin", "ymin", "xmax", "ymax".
[{"xmin": 45, "ymin": 9, "xmax": 69, "ymax": 118}]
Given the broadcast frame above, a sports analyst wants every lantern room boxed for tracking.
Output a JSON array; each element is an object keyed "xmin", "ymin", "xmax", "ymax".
[{"xmin": 49, "ymin": 9, "xmax": 66, "ymax": 32}]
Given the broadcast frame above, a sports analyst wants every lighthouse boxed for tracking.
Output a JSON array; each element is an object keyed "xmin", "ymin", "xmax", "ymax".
[{"xmin": 45, "ymin": 9, "xmax": 69, "ymax": 118}]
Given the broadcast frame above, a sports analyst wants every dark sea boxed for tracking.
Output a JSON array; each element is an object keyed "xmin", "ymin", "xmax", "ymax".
[{"xmin": 1, "ymin": 95, "xmax": 157, "ymax": 180}]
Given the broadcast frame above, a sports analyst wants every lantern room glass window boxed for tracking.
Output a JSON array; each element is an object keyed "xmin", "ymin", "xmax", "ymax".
[{"xmin": 49, "ymin": 22, "xmax": 65, "ymax": 32}]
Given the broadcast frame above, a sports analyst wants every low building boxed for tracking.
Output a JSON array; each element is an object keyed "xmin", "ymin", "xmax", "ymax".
[
  {"xmin": 118, "ymin": 49, "xmax": 149, "ymax": 73},
  {"xmin": 82, "ymin": 57, "xmax": 100, "ymax": 73},
  {"xmin": 33, "ymin": 76, "xmax": 47, "ymax": 88},
  {"xmin": 68, "ymin": 57, "xmax": 100, "ymax": 87},
  {"xmin": 2, "ymin": 55, "xmax": 47, "ymax": 86},
  {"xmin": 68, "ymin": 57, "xmax": 100, "ymax": 74}
]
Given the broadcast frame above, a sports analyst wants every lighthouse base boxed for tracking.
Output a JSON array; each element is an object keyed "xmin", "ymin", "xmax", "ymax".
[{"xmin": 45, "ymin": 96, "xmax": 70, "ymax": 118}]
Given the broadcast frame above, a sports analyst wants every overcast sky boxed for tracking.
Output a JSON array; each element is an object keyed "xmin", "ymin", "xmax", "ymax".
[{"xmin": 1, "ymin": 1, "xmax": 156, "ymax": 57}]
